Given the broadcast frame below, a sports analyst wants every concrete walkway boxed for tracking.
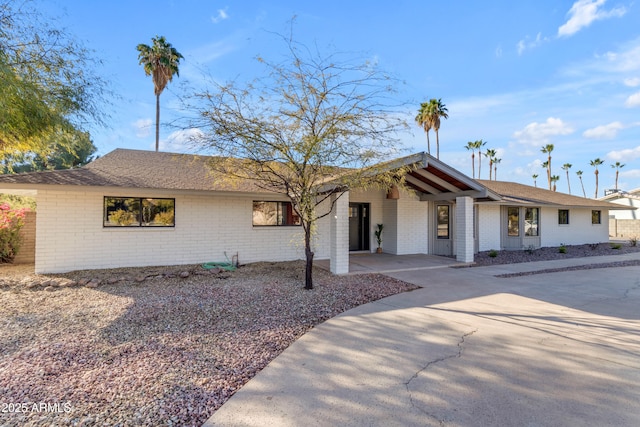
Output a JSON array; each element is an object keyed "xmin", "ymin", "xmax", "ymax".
[{"xmin": 205, "ymin": 253, "xmax": 640, "ymax": 426}]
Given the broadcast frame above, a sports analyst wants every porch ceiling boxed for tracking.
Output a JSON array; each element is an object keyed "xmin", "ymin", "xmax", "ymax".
[{"xmin": 402, "ymin": 154, "xmax": 500, "ymax": 202}]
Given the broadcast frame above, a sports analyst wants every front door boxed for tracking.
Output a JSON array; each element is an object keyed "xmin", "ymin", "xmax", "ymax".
[
  {"xmin": 432, "ymin": 204, "xmax": 453, "ymax": 256},
  {"xmin": 349, "ymin": 203, "xmax": 370, "ymax": 251}
]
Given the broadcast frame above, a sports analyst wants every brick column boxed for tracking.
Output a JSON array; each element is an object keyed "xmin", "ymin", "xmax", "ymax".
[
  {"xmin": 330, "ymin": 191, "xmax": 349, "ymax": 274},
  {"xmin": 455, "ymin": 196, "xmax": 474, "ymax": 263}
]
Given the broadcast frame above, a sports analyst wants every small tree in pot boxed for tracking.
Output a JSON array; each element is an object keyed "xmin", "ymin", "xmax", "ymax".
[{"xmin": 375, "ymin": 223, "xmax": 384, "ymax": 253}]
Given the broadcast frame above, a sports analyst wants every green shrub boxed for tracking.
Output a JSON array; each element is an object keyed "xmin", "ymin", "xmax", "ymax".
[
  {"xmin": 488, "ymin": 249, "xmax": 498, "ymax": 258},
  {"xmin": 629, "ymin": 236, "xmax": 638, "ymax": 247},
  {"xmin": 611, "ymin": 243, "xmax": 622, "ymax": 250},
  {"xmin": 558, "ymin": 244, "xmax": 567, "ymax": 254},
  {"xmin": 0, "ymin": 203, "xmax": 29, "ymax": 263}
]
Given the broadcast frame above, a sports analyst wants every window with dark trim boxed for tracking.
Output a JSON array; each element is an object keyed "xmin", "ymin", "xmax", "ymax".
[
  {"xmin": 525, "ymin": 208, "xmax": 539, "ymax": 236},
  {"xmin": 252, "ymin": 201, "xmax": 301, "ymax": 226},
  {"xmin": 592, "ymin": 210, "xmax": 602, "ymax": 225},
  {"xmin": 104, "ymin": 197, "xmax": 175, "ymax": 227},
  {"xmin": 558, "ymin": 209, "xmax": 570, "ymax": 225},
  {"xmin": 436, "ymin": 205, "xmax": 450, "ymax": 239},
  {"xmin": 507, "ymin": 207, "xmax": 519, "ymax": 236}
]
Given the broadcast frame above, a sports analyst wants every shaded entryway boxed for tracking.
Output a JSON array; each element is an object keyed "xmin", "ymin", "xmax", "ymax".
[{"xmin": 315, "ymin": 253, "xmax": 465, "ymax": 274}]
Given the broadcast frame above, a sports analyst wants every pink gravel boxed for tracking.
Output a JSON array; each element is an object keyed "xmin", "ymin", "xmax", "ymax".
[{"xmin": 0, "ymin": 261, "xmax": 417, "ymax": 426}]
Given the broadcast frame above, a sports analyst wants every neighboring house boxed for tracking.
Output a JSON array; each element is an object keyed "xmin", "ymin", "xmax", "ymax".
[
  {"xmin": 0, "ymin": 149, "xmax": 627, "ymax": 273},
  {"xmin": 599, "ymin": 189, "xmax": 640, "ymax": 238}
]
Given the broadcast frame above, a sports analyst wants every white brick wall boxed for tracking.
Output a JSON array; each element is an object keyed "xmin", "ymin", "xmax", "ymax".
[
  {"xmin": 379, "ymin": 189, "xmax": 428, "ymax": 255},
  {"xmin": 35, "ymin": 189, "xmax": 309, "ymax": 273},
  {"xmin": 540, "ymin": 207, "xmax": 609, "ymax": 246},
  {"xmin": 455, "ymin": 196, "xmax": 473, "ymax": 262},
  {"xmin": 477, "ymin": 204, "xmax": 501, "ymax": 251}
]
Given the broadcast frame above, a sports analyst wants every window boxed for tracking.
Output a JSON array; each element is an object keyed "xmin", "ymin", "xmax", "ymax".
[
  {"xmin": 592, "ymin": 210, "xmax": 602, "ymax": 225},
  {"xmin": 558, "ymin": 209, "xmax": 570, "ymax": 225},
  {"xmin": 436, "ymin": 205, "xmax": 450, "ymax": 239},
  {"xmin": 524, "ymin": 208, "xmax": 539, "ymax": 237},
  {"xmin": 104, "ymin": 197, "xmax": 175, "ymax": 227},
  {"xmin": 507, "ymin": 207, "xmax": 519, "ymax": 236},
  {"xmin": 253, "ymin": 201, "xmax": 301, "ymax": 226}
]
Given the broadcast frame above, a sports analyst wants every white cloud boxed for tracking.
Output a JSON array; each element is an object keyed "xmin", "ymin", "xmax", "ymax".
[
  {"xmin": 624, "ymin": 77, "xmax": 640, "ymax": 87},
  {"xmin": 495, "ymin": 45, "xmax": 503, "ymax": 58},
  {"xmin": 558, "ymin": 0, "xmax": 626, "ymax": 38},
  {"xmin": 583, "ymin": 121, "xmax": 624, "ymax": 139},
  {"xmin": 133, "ymin": 119, "xmax": 152, "ymax": 138},
  {"xmin": 516, "ymin": 33, "xmax": 546, "ymax": 55},
  {"xmin": 158, "ymin": 128, "xmax": 206, "ymax": 152},
  {"xmin": 211, "ymin": 8, "xmax": 229, "ymax": 24},
  {"xmin": 607, "ymin": 145, "xmax": 640, "ymax": 161},
  {"xmin": 513, "ymin": 117, "xmax": 574, "ymax": 146},
  {"xmin": 625, "ymin": 91, "xmax": 640, "ymax": 107}
]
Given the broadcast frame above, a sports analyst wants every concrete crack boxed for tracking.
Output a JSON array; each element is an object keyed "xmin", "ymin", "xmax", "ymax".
[{"xmin": 404, "ymin": 329, "xmax": 477, "ymax": 425}]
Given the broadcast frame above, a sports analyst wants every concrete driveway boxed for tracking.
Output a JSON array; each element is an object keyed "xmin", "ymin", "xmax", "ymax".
[{"xmin": 206, "ymin": 255, "xmax": 640, "ymax": 426}]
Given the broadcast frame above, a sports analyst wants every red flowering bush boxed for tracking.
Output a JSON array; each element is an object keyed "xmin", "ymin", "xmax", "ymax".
[{"xmin": 0, "ymin": 203, "xmax": 29, "ymax": 263}]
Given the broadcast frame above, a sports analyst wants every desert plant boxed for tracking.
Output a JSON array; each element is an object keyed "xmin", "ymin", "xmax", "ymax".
[
  {"xmin": 589, "ymin": 243, "xmax": 599, "ymax": 250},
  {"xmin": 558, "ymin": 244, "xmax": 567, "ymax": 254},
  {"xmin": 524, "ymin": 244, "xmax": 535, "ymax": 254},
  {"xmin": 488, "ymin": 249, "xmax": 498, "ymax": 258},
  {"xmin": 629, "ymin": 236, "xmax": 638, "ymax": 247},
  {"xmin": 0, "ymin": 203, "xmax": 29, "ymax": 263},
  {"xmin": 611, "ymin": 243, "xmax": 622, "ymax": 250},
  {"xmin": 374, "ymin": 223, "xmax": 384, "ymax": 251},
  {"xmin": 108, "ymin": 209, "xmax": 136, "ymax": 226}
]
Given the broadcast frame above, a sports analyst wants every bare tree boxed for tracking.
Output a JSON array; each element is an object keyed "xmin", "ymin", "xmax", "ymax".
[{"xmin": 185, "ymin": 34, "xmax": 409, "ymax": 289}]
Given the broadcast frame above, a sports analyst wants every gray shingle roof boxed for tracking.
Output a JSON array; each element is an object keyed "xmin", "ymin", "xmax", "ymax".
[
  {"xmin": 477, "ymin": 179, "xmax": 628, "ymax": 209},
  {"xmin": 0, "ymin": 149, "xmax": 264, "ymax": 193}
]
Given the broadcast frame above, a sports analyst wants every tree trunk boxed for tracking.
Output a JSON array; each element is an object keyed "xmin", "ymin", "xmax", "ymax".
[
  {"xmin": 304, "ymin": 228, "xmax": 314, "ymax": 290},
  {"xmin": 426, "ymin": 131, "xmax": 431, "ymax": 155},
  {"xmin": 471, "ymin": 153, "xmax": 475, "ymax": 179},
  {"xmin": 155, "ymin": 93, "xmax": 161, "ymax": 152},
  {"xmin": 594, "ymin": 170, "xmax": 599, "ymax": 198},
  {"xmin": 435, "ymin": 130, "xmax": 440, "ymax": 159}
]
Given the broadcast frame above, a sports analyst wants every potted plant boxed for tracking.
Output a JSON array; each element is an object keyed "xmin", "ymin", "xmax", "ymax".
[{"xmin": 374, "ymin": 223, "xmax": 384, "ymax": 253}]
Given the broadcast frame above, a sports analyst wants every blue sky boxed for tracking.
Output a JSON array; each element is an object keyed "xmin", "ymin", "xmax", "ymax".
[{"xmin": 41, "ymin": 0, "xmax": 640, "ymax": 196}]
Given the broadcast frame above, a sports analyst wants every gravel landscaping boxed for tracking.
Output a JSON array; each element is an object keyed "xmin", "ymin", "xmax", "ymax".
[
  {"xmin": 471, "ymin": 241, "xmax": 640, "ymax": 266},
  {"xmin": 0, "ymin": 261, "xmax": 417, "ymax": 427}
]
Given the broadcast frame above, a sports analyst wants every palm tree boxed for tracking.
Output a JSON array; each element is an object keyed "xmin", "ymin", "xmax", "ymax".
[
  {"xmin": 475, "ymin": 140, "xmax": 487, "ymax": 179},
  {"xmin": 493, "ymin": 158, "xmax": 501, "ymax": 180},
  {"xmin": 430, "ymin": 98, "xmax": 448, "ymax": 159},
  {"xmin": 561, "ymin": 163, "xmax": 572, "ymax": 195},
  {"xmin": 590, "ymin": 158, "xmax": 605, "ymax": 198},
  {"xmin": 137, "ymin": 36, "xmax": 184, "ymax": 151},
  {"xmin": 611, "ymin": 161, "xmax": 625, "ymax": 190},
  {"xmin": 540, "ymin": 144, "xmax": 554, "ymax": 190},
  {"xmin": 484, "ymin": 148, "xmax": 497, "ymax": 180},
  {"xmin": 550, "ymin": 175, "xmax": 560, "ymax": 192},
  {"xmin": 541, "ymin": 160, "xmax": 549, "ymax": 186},
  {"xmin": 532, "ymin": 174, "xmax": 539, "ymax": 187},
  {"xmin": 415, "ymin": 102, "xmax": 433, "ymax": 155},
  {"xmin": 465, "ymin": 141, "xmax": 477, "ymax": 178},
  {"xmin": 576, "ymin": 170, "xmax": 586, "ymax": 197}
]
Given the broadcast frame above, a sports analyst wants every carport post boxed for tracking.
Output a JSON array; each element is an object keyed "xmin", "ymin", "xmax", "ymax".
[
  {"xmin": 455, "ymin": 196, "xmax": 474, "ymax": 263},
  {"xmin": 330, "ymin": 191, "xmax": 349, "ymax": 274}
]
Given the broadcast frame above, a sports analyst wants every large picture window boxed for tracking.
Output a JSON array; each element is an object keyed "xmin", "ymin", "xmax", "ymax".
[
  {"xmin": 253, "ymin": 201, "xmax": 301, "ymax": 226},
  {"xmin": 104, "ymin": 197, "xmax": 175, "ymax": 227}
]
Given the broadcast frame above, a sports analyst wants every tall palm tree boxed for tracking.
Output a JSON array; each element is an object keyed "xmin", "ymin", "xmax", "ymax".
[
  {"xmin": 550, "ymin": 175, "xmax": 560, "ymax": 192},
  {"xmin": 561, "ymin": 163, "xmax": 572, "ymax": 195},
  {"xmin": 485, "ymin": 148, "xmax": 497, "ymax": 180},
  {"xmin": 493, "ymin": 158, "xmax": 501, "ymax": 180},
  {"xmin": 475, "ymin": 140, "xmax": 487, "ymax": 179},
  {"xmin": 576, "ymin": 170, "xmax": 586, "ymax": 197},
  {"xmin": 137, "ymin": 36, "xmax": 184, "ymax": 151},
  {"xmin": 430, "ymin": 98, "xmax": 448, "ymax": 159},
  {"xmin": 590, "ymin": 158, "xmax": 605, "ymax": 198},
  {"xmin": 540, "ymin": 144, "xmax": 554, "ymax": 190},
  {"xmin": 611, "ymin": 161, "xmax": 625, "ymax": 190},
  {"xmin": 465, "ymin": 141, "xmax": 477, "ymax": 178},
  {"xmin": 415, "ymin": 102, "xmax": 432, "ymax": 155},
  {"xmin": 541, "ymin": 160, "xmax": 549, "ymax": 186},
  {"xmin": 532, "ymin": 174, "xmax": 539, "ymax": 187}
]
